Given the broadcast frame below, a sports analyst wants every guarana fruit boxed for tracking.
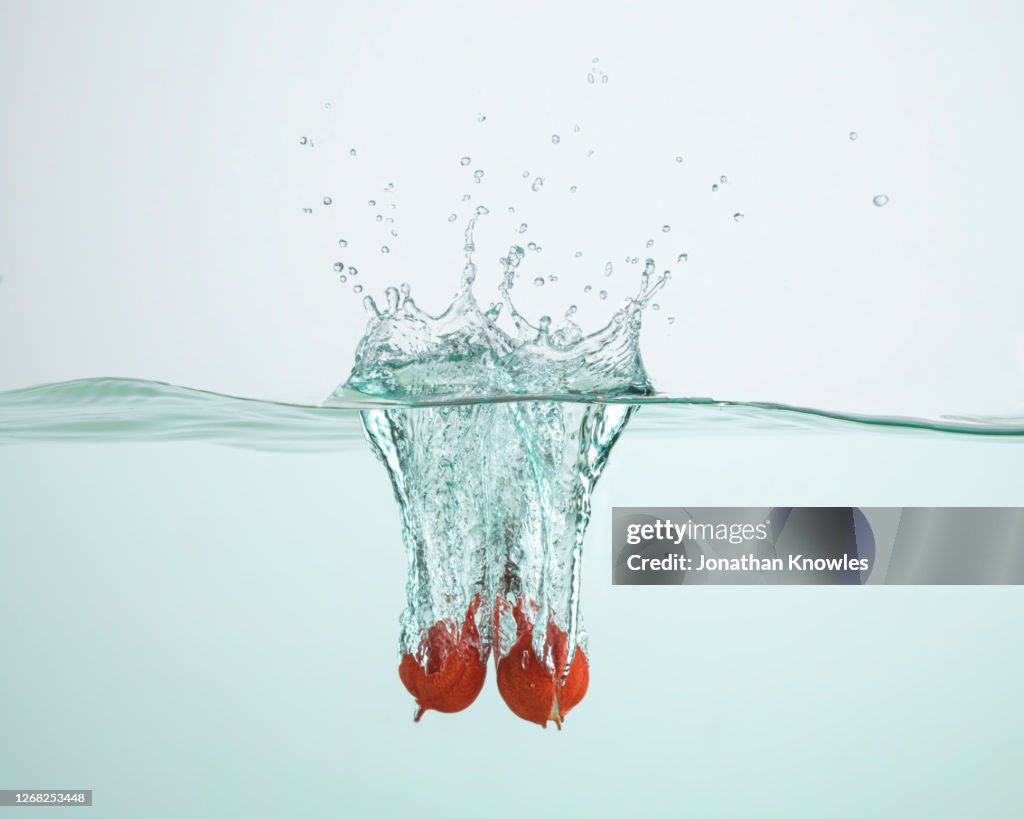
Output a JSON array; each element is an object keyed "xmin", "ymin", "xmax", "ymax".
[
  {"xmin": 495, "ymin": 597, "xmax": 589, "ymax": 729},
  {"xmin": 398, "ymin": 594, "xmax": 487, "ymax": 721}
]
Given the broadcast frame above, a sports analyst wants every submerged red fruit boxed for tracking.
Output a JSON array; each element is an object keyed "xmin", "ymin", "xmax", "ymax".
[
  {"xmin": 398, "ymin": 595, "xmax": 487, "ymax": 721},
  {"xmin": 495, "ymin": 598, "xmax": 589, "ymax": 729}
]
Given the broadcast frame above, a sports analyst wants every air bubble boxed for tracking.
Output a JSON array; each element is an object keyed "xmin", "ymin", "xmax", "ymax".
[
  {"xmin": 662, "ymin": 225, "xmax": 671, "ymax": 232},
  {"xmin": 646, "ymin": 239, "xmax": 654, "ymax": 248},
  {"xmin": 348, "ymin": 266, "xmax": 358, "ymax": 276},
  {"xmin": 474, "ymin": 170, "xmax": 484, "ymax": 183},
  {"xmin": 548, "ymin": 274, "xmax": 558, "ymax": 282},
  {"xmin": 599, "ymin": 290, "xmax": 608, "ymax": 300},
  {"xmin": 675, "ymin": 155, "xmax": 683, "ymax": 163},
  {"xmin": 849, "ymin": 131, "xmax": 858, "ymax": 141},
  {"xmin": 381, "ymin": 245, "xmax": 390, "ymax": 254},
  {"xmin": 368, "ymin": 200, "xmax": 376, "ymax": 206},
  {"xmin": 584, "ymin": 285, "xmax": 593, "ymax": 293},
  {"xmin": 353, "ymin": 284, "xmax": 363, "ymax": 293},
  {"xmin": 588, "ymin": 73, "xmax": 595, "ymax": 84},
  {"xmin": 518, "ymin": 223, "xmax": 528, "ymax": 234},
  {"xmin": 475, "ymin": 205, "xmax": 489, "ymax": 216},
  {"xmin": 533, "ymin": 277, "xmax": 545, "ymax": 286},
  {"xmin": 460, "ymin": 156, "xmax": 471, "ymax": 166},
  {"xmin": 349, "ymin": 148, "xmax": 357, "ymax": 156},
  {"xmin": 551, "ymin": 135, "xmax": 560, "ymax": 144},
  {"xmin": 720, "ymin": 175, "xmax": 727, "ymax": 184},
  {"xmin": 338, "ymin": 239, "xmax": 348, "ymax": 248},
  {"xmin": 570, "ymin": 185, "xmax": 578, "ymax": 193},
  {"xmin": 712, "ymin": 184, "xmax": 719, "ymax": 192},
  {"xmin": 574, "ymin": 251, "xmax": 582, "ymax": 258},
  {"xmin": 477, "ymin": 113, "xmax": 487, "ymax": 122},
  {"xmin": 604, "ymin": 261, "xmax": 613, "ymax": 277},
  {"xmin": 333, "ymin": 262, "xmax": 344, "ymax": 272},
  {"xmin": 653, "ymin": 303, "xmax": 660, "ymax": 311},
  {"xmin": 677, "ymin": 253, "xmax": 688, "ymax": 263},
  {"xmin": 299, "ymin": 136, "xmax": 308, "ymax": 145},
  {"xmin": 873, "ymin": 194, "xmax": 889, "ymax": 207},
  {"xmin": 668, "ymin": 316, "xmax": 676, "ymax": 324},
  {"xmin": 448, "ymin": 213, "xmax": 457, "ymax": 222},
  {"xmin": 339, "ymin": 275, "xmax": 347, "ymax": 283},
  {"xmin": 733, "ymin": 212, "xmax": 744, "ymax": 222},
  {"xmin": 531, "ymin": 178, "xmax": 544, "ymax": 192},
  {"xmin": 302, "ymin": 208, "xmax": 312, "ymax": 214},
  {"xmin": 462, "ymin": 194, "xmax": 471, "ymax": 201}
]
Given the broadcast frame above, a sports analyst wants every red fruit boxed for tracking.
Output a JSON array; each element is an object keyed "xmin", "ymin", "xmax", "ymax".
[
  {"xmin": 495, "ymin": 598, "xmax": 589, "ymax": 729},
  {"xmin": 398, "ymin": 595, "xmax": 487, "ymax": 721}
]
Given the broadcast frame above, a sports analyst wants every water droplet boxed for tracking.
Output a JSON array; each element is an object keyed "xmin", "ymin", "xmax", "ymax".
[
  {"xmin": 333, "ymin": 262, "xmax": 344, "ymax": 272},
  {"xmin": 662, "ymin": 225, "xmax": 671, "ymax": 233},
  {"xmin": 873, "ymin": 194, "xmax": 889, "ymax": 207},
  {"xmin": 338, "ymin": 239, "xmax": 348, "ymax": 248},
  {"xmin": 604, "ymin": 261, "xmax": 613, "ymax": 277},
  {"xmin": 302, "ymin": 208, "xmax": 312, "ymax": 214},
  {"xmin": 349, "ymin": 148, "xmax": 357, "ymax": 156},
  {"xmin": 381, "ymin": 245, "xmax": 390, "ymax": 254},
  {"xmin": 368, "ymin": 199, "xmax": 376, "ymax": 207},
  {"xmin": 353, "ymin": 284, "xmax": 363, "ymax": 293},
  {"xmin": 675, "ymin": 155, "xmax": 683, "ymax": 163},
  {"xmin": 322, "ymin": 196, "xmax": 332, "ymax": 205},
  {"xmin": 733, "ymin": 212, "xmax": 744, "ymax": 222},
  {"xmin": 712, "ymin": 183, "xmax": 719, "ymax": 192},
  {"xmin": 599, "ymin": 290, "xmax": 608, "ymax": 300},
  {"xmin": 569, "ymin": 185, "xmax": 578, "ymax": 193},
  {"xmin": 720, "ymin": 175, "xmax": 727, "ymax": 184},
  {"xmin": 299, "ymin": 136, "xmax": 308, "ymax": 145},
  {"xmin": 477, "ymin": 113, "xmax": 487, "ymax": 122},
  {"xmin": 448, "ymin": 213, "xmax": 457, "ymax": 222},
  {"xmin": 574, "ymin": 251, "xmax": 582, "ymax": 258},
  {"xmin": 849, "ymin": 131, "xmax": 858, "ymax": 141},
  {"xmin": 339, "ymin": 275, "xmax": 347, "ymax": 283},
  {"xmin": 460, "ymin": 156, "xmax": 471, "ymax": 166},
  {"xmin": 584, "ymin": 284, "xmax": 593, "ymax": 293},
  {"xmin": 645, "ymin": 239, "xmax": 654, "ymax": 248},
  {"xmin": 551, "ymin": 134, "xmax": 560, "ymax": 144},
  {"xmin": 533, "ymin": 277, "xmax": 545, "ymax": 286},
  {"xmin": 475, "ymin": 205, "xmax": 489, "ymax": 216},
  {"xmin": 668, "ymin": 316, "xmax": 676, "ymax": 324},
  {"xmin": 473, "ymin": 169, "xmax": 484, "ymax": 183},
  {"xmin": 348, "ymin": 266, "xmax": 358, "ymax": 276},
  {"xmin": 518, "ymin": 223, "xmax": 528, "ymax": 234},
  {"xmin": 677, "ymin": 252, "xmax": 688, "ymax": 263},
  {"xmin": 531, "ymin": 177, "xmax": 544, "ymax": 192}
]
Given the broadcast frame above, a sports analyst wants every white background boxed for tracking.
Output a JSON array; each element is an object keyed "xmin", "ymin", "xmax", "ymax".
[{"xmin": 2, "ymin": 0, "xmax": 1023, "ymax": 417}]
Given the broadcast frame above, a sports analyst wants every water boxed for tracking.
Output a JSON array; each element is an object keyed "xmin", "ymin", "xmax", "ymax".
[
  {"xmin": 4, "ymin": 46, "xmax": 1024, "ymax": 819},
  {"xmin": 3, "ymin": 377, "xmax": 1024, "ymax": 816}
]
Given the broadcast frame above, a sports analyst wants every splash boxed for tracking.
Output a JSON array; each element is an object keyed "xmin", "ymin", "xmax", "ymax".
[{"xmin": 341, "ymin": 212, "xmax": 668, "ymax": 727}]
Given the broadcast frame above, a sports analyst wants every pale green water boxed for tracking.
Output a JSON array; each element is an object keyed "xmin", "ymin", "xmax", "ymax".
[{"xmin": 1, "ymin": 378, "xmax": 1023, "ymax": 817}]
